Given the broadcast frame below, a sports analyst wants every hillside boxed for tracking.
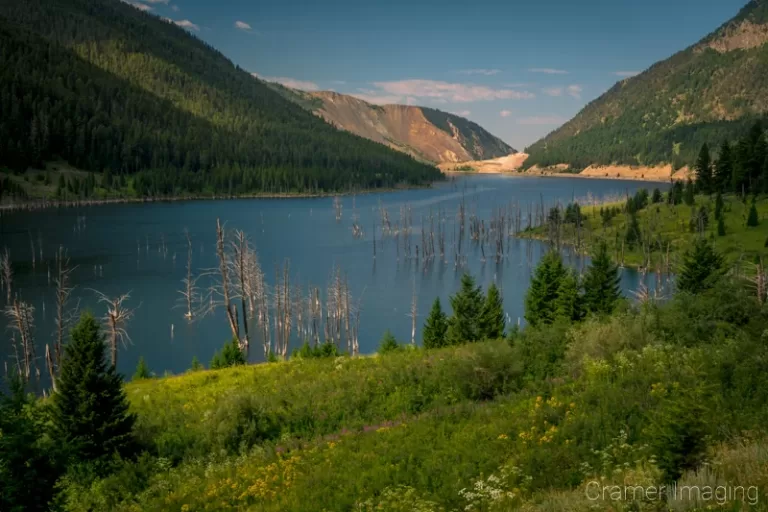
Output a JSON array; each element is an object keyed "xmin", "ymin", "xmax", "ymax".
[
  {"xmin": 268, "ymin": 84, "xmax": 515, "ymax": 163},
  {"xmin": 525, "ymin": 0, "xmax": 768, "ymax": 170},
  {"xmin": 0, "ymin": 0, "xmax": 441, "ymax": 198}
]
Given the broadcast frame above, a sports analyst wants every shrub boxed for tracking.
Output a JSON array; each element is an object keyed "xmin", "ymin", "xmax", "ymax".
[
  {"xmin": 379, "ymin": 330, "xmax": 402, "ymax": 354},
  {"xmin": 210, "ymin": 339, "xmax": 246, "ymax": 369}
]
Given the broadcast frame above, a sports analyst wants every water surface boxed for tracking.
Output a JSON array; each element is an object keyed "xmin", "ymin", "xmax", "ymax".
[{"xmin": 0, "ymin": 174, "xmax": 668, "ymax": 382}]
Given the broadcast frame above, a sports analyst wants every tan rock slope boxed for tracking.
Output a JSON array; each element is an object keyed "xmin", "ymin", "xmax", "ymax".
[{"xmin": 265, "ymin": 84, "xmax": 515, "ymax": 164}]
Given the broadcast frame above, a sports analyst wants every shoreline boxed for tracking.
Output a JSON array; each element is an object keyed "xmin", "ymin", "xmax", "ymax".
[
  {"xmin": 0, "ymin": 184, "xmax": 432, "ymax": 213},
  {"xmin": 444, "ymin": 169, "xmax": 674, "ymax": 184}
]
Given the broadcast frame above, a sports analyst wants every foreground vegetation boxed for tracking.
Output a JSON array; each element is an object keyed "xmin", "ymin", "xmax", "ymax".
[{"xmin": 5, "ymin": 234, "xmax": 768, "ymax": 511}]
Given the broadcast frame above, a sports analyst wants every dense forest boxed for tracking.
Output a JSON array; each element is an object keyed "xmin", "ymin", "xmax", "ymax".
[
  {"xmin": 525, "ymin": 0, "xmax": 768, "ymax": 169},
  {"xmin": 0, "ymin": 0, "xmax": 441, "ymax": 198}
]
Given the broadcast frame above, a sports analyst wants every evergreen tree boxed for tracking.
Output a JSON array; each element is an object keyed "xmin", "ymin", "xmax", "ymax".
[
  {"xmin": 525, "ymin": 250, "xmax": 572, "ymax": 327},
  {"xmin": 651, "ymin": 188, "xmax": 663, "ymax": 204},
  {"xmin": 714, "ymin": 141, "xmax": 733, "ymax": 193},
  {"xmin": 133, "ymin": 356, "xmax": 151, "ymax": 380},
  {"xmin": 446, "ymin": 273, "xmax": 484, "ymax": 344},
  {"xmin": 714, "ymin": 192, "xmax": 724, "ymax": 220},
  {"xmin": 717, "ymin": 215, "xmax": 726, "ymax": 236},
  {"xmin": 625, "ymin": 212, "xmax": 641, "ymax": 248},
  {"xmin": 0, "ymin": 373, "xmax": 60, "ymax": 511},
  {"xmin": 683, "ymin": 179, "xmax": 695, "ymax": 206},
  {"xmin": 694, "ymin": 143, "xmax": 712, "ymax": 194},
  {"xmin": 669, "ymin": 181, "xmax": 684, "ymax": 205},
  {"xmin": 378, "ymin": 330, "xmax": 401, "ymax": 354},
  {"xmin": 190, "ymin": 356, "xmax": 203, "ymax": 371},
  {"xmin": 582, "ymin": 242, "xmax": 621, "ymax": 316},
  {"xmin": 210, "ymin": 338, "xmax": 246, "ymax": 369},
  {"xmin": 554, "ymin": 270, "xmax": 582, "ymax": 322},
  {"xmin": 677, "ymin": 238, "xmax": 725, "ymax": 294},
  {"xmin": 747, "ymin": 197, "xmax": 759, "ymax": 227},
  {"xmin": 422, "ymin": 298, "xmax": 448, "ymax": 349},
  {"xmin": 478, "ymin": 283, "xmax": 505, "ymax": 339},
  {"xmin": 50, "ymin": 312, "xmax": 136, "ymax": 465}
]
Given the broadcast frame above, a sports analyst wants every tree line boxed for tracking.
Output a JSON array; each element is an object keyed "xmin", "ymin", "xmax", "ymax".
[{"xmin": 0, "ymin": 0, "xmax": 441, "ymax": 198}]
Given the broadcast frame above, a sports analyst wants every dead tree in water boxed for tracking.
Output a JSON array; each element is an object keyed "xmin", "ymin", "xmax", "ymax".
[
  {"xmin": 408, "ymin": 281, "xmax": 418, "ymax": 345},
  {"xmin": 178, "ymin": 229, "xmax": 201, "ymax": 321},
  {"xmin": 333, "ymin": 196, "xmax": 343, "ymax": 222},
  {"xmin": 230, "ymin": 230, "xmax": 257, "ymax": 351},
  {"xmin": 4, "ymin": 299, "xmax": 36, "ymax": 381},
  {"xmin": 1, "ymin": 248, "xmax": 12, "ymax": 302},
  {"xmin": 214, "ymin": 218, "xmax": 240, "ymax": 343},
  {"xmin": 51, "ymin": 246, "xmax": 78, "ymax": 387},
  {"xmin": 93, "ymin": 291, "xmax": 136, "ymax": 368}
]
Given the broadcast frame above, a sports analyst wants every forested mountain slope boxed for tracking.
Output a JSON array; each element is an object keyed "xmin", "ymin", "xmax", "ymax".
[
  {"xmin": 525, "ymin": 0, "xmax": 768, "ymax": 170},
  {"xmin": 0, "ymin": 0, "xmax": 440, "ymax": 196},
  {"xmin": 267, "ymin": 85, "xmax": 515, "ymax": 163}
]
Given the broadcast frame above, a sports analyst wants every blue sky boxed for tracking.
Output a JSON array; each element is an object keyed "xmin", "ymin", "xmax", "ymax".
[{"xmin": 129, "ymin": 0, "xmax": 748, "ymax": 150}]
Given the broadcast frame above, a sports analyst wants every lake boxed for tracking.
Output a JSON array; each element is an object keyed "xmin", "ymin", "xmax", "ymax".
[{"xmin": 0, "ymin": 174, "xmax": 668, "ymax": 384}]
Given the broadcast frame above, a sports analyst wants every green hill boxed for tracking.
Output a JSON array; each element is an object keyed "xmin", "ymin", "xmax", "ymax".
[
  {"xmin": 525, "ymin": 0, "xmax": 768, "ymax": 170},
  {"xmin": 0, "ymin": 0, "xmax": 440, "ymax": 197}
]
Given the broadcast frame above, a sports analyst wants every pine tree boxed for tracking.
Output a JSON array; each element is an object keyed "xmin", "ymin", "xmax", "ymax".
[
  {"xmin": 525, "ymin": 250, "xmax": 570, "ymax": 327},
  {"xmin": 582, "ymin": 242, "xmax": 621, "ymax": 316},
  {"xmin": 479, "ymin": 283, "xmax": 505, "ymax": 339},
  {"xmin": 422, "ymin": 298, "xmax": 448, "ymax": 349},
  {"xmin": 651, "ymin": 188, "xmax": 663, "ymax": 204},
  {"xmin": 677, "ymin": 238, "xmax": 725, "ymax": 294},
  {"xmin": 378, "ymin": 330, "xmax": 401, "ymax": 354},
  {"xmin": 446, "ymin": 273, "xmax": 483, "ymax": 344},
  {"xmin": 717, "ymin": 215, "xmax": 726, "ymax": 236},
  {"xmin": 210, "ymin": 338, "xmax": 246, "ymax": 369},
  {"xmin": 683, "ymin": 179, "xmax": 695, "ymax": 206},
  {"xmin": 554, "ymin": 270, "xmax": 582, "ymax": 322},
  {"xmin": 669, "ymin": 181, "xmax": 684, "ymax": 205},
  {"xmin": 625, "ymin": 212, "xmax": 641, "ymax": 248},
  {"xmin": 190, "ymin": 356, "xmax": 203, "ymax": 371},
  {"xmin": 747, "ymin": 197, "xmax": 759, "ymax": 227},
  {"xmin": 50, "ymin": 312, "xmax": 136, "ymax": 464},
  {"xmin": 133, "ymin": 356, "xmax": 151, "ymax": 380},
  {"xmin": 714, "ymin": 192, "xmax": 724, "ymax": 220},
  {"xmin": 714, "ymin": 141, "xmax": 733, "ymax": 193},
  {"xmin": 694, "ymin": 143, "xmax": 712, "ymax": 194}
]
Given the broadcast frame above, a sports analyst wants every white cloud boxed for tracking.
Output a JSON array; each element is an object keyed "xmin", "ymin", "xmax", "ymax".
[
  {"xmin": 174, "ymin": 19, "xmax": 199, "ymax": 31},
  {"xmin": 458, "ymin": 69, "xmax": 501, "ymax": 76},
  {"xmin": 453, "ymin": 110, "xmax": 472, "ymax": 117},
  {"xmin": 567, "ymin": 84, "xmax": 582, "ymax": 99},
  {"xmin": 370, "ymin": 79, "xmax": 534, "ymax": 103},
  {"xmin": 129, "ymin": 2, "xmax": 153, "ymax": 11},
  {"xmin": 517, "ymin": 116, "xmax": 568, "ymax": 125},
  {"xmin": 170, "ymin": 4, "xmax": 179, "ymax": 11},
  {"xmin": 252, "ymin": 73, "xmax": 319, "ymax": 92},
  {"xmin": 350, "ymin": 90, "xmax": 404, "ymax": 105},
  {"xmin": 499, "ymin": 110, "xmax": 512, "ymax": 118},
  {"xmin": 143, "ymin": 0, "xmax": 169, "ymax": 3},
  {"xmin": 542, "ymin": 87, "xmax": 563, "ymax": 97},
  {"xmin": 613, "ymin": 71, "xmax": 640, "ymax": 77},
  {"xmin": 529, "ymin": 68, "xmax": 568, "ymax": 75},
  {"xmin": 234, "ymin": 21, "xmax": 252, "ymax": 31}
]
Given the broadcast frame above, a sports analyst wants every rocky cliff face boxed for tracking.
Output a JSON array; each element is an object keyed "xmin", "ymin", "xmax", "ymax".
[{"xmin": 267, "ymin": 85, "xmax": 515, "ymax": 164}]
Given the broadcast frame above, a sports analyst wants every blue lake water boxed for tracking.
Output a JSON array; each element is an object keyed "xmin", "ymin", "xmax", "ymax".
[{"xmin": 0, "ymin": 174, "xmax": 668, "ymax": 383}]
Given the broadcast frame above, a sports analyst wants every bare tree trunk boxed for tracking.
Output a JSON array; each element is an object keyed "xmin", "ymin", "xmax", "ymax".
[
  {"xmin": 216, "ymin": 219, "xmax": 240, "ymax": 342},
  {"xmin": 93, "ymin": 291, "xmax": 136, "ymax": 369},
  {"xmin": 409, "ymin": 281, "xmax": 417, "ymax": 345},
  {"xmin": 1, "ymin": 248, "xmax": 12, "ymax": 303},
  {"xmin": 53, "ymin": 246, "xmax": 77, "ymax": 383}
]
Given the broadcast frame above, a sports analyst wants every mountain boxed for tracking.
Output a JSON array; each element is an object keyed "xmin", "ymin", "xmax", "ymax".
[
  {"xmin": 266, "ymin": 84, "xmax": 515, "ymax": 164},
  {"xmin": 525, "ymin": 0, "xmax": 768, "ymax": 170},
  {"xmin": 0, "ymin": 0, "xmax": 441, "ymax": 197}
]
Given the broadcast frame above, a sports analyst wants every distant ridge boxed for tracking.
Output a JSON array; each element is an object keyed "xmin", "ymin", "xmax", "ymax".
[
  {"xmin": 525, "ymin": 0, "xmax": 768, "ymax": 170},
  {"xmin": 267, "ymin": 84, "xmax": 515, "ymax": 164}
]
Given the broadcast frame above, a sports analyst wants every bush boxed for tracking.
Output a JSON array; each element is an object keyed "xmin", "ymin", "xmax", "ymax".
[
  {"xmin": 210, "ymin": 339, "xmax": 246, "ymax": 369},
  {"xmin": 379, "ymin": 330, "xmax": 402, "ymax": 354}
]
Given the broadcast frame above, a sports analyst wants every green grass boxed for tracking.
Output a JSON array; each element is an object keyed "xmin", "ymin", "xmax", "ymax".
[
  {"xmin": 59, "ymin": 283, "xmax": 768, "ymax": 510},
  {"xmin": 521, "ymin": 194, "xmax": 768, "ymax": 268}
]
